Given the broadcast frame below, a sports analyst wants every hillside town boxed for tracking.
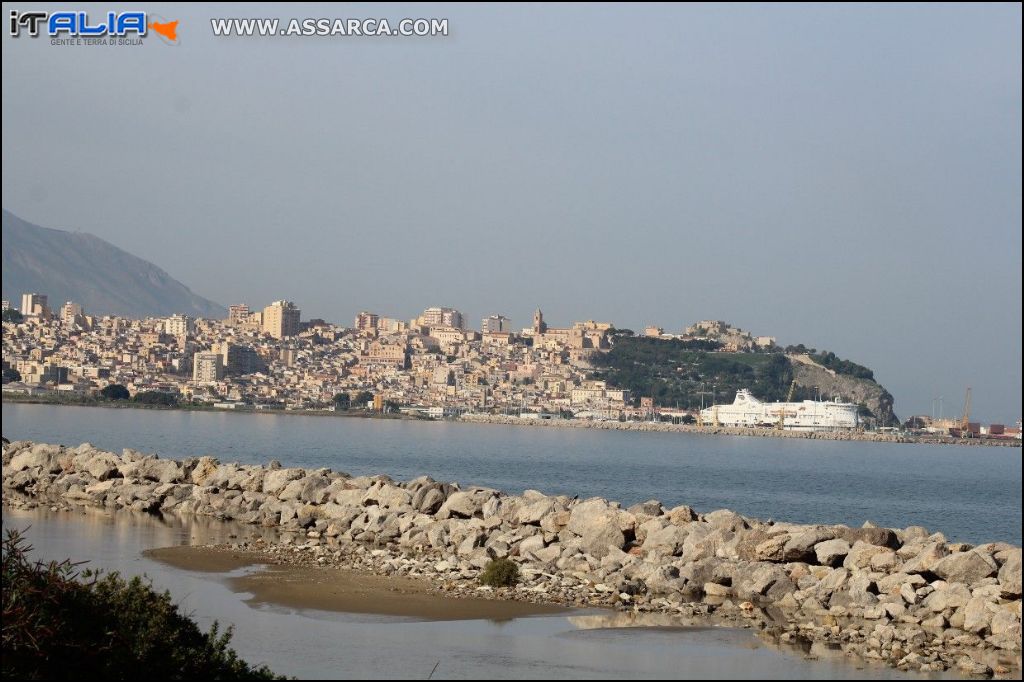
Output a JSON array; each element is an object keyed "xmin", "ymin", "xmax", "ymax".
[
  {"xmin": 1, "ymin": 293, "xmax": 778, "ymax": 417},
  {"xmin": 2, "ymin": 293, "xmax": 1020, "ymax": 440}
]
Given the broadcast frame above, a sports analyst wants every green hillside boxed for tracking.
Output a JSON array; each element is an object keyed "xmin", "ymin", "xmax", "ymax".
[{"xmin": 589, "ymin": 336, "xmax": 896, "ymax": 423}]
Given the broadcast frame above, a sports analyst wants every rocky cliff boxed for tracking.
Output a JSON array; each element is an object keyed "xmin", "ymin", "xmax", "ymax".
[{"xmin": 789, "ymin": 354, "xmax": 897, "ymax": 425}]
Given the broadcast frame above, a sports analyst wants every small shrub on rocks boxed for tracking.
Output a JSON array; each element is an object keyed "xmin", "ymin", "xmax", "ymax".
[{"xmin": 479, "ymin": 558, "xmax": 519, "ymax": 587}]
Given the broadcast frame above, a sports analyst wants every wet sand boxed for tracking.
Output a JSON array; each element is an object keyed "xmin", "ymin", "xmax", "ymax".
[
  {"xmin": 146, "ymin": 545, "xmax": 568, "ymax": 621},
  {"xmin": 146, "ymin": 546, "xmax": 258, "ymax": 572}
]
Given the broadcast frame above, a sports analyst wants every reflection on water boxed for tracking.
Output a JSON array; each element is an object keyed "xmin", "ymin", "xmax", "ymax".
[{"xmin": 2, "ymin": 507, "xmax": 950, "ymax": 680}]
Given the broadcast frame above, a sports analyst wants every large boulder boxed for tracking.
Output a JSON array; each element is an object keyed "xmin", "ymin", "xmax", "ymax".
[
  {"xmin": 566, "ymin": 498, "xmax": 627, "ymax": 559},
  {"xmin": 703, "ymin": 509, "xmax": 747, "ymax": 531},
  {"xmin": 681, "ymin": 526, "xmax": 728, "ymax": 562},
  {"xmin": 632, "ymin": 563, "xmax": 683, "ymax": 595},
  {"xmin": 923, "ymin": 582, "xmax": 972, "ymax": 612},
  {"xmin": 261, "ymin": 468, "xmax": 305, "ymax": 496},
  {"xmin": 332, "ymin": 487, "xmax": 367, "ymax": 508},
  {"xmin": 783, "ymin": 527, "xmax": 836, "ymax": 562},
  {"xmin": 566, "ymin": 498, "xmax": 616, "ymax": 536},
  {"xmin": 642, "ymin": 524, "xmax": 688, "ymax": 556},
  {"xmin": 8, "ymin": 443, "xmax": 62, "ymax": 473},
  {"xmin": 123, "ymin": 457, "xmax": 183, "ymax": 484},
  {"xmin": 814, "ymin": 539, "xmax": 851, "ymax": 567},
  {"xmin": 279, "ymin": 475, "xmax": 331, "ymax": 504},
  {"xmin": 189, "ymin": 456, "xmax": 220, "ymax": 485},
  {"xmin": 363, "ymin": 482, "xmax": 412, "ymax": 510},
  {"xmin": 754, "ymin": 535, "xmax": 789, "ymax": 562},
  {"xmin": 931, "ymin": 551, "xmax": 998, "ymax": 585},
  {"xmin": 635, "ymin": 517, "xmax": 668, "ymax": 544},
  {"xmin": 843, "ymin": 541, "xmax": 890, "ymax": 570},
  {"xmin": 997, "ymin": 549, "xmax": 1021, "ymax": 598},
  {"xmin": 902, "ymin": 542, "xmax": 949, "ymax": 575},
  {"xmin": 516, "ymin": 496, "xmax": 560, "ymax": 525},
  {"xmin": 961, "ymin": 597, "xmax": 995, "ymax": 635},
  {"xmin": 666, "ymin": 505, "xmax": 697, "ymax": 525},
  {"xmin": 437, "ymin": 489, "xmax": 495, "ymax": 519},
  {"xmin": 834, "ymin": 525, "xmax": 899, "ymax": 548},
  {"xmin": 414, "ymin": 487, "xmax": 447, "ymax": 514},
  {"xmin": 736, "ymin": 564, "xmax": 792, "ymax": 600},
  {"xmin": 206, "ymin": 464, "xmax": 265, "ymax": 492},
  {"xmin": 580, "ymin": 521, "xmax": 626, "ymax": 559},
  {"xmin": 816, "ymin": 567, "xmax": 851, "ymax": 597},
  {"xmin": 80, "ymin": 452, "xmax": 121, "ymax": 481}
]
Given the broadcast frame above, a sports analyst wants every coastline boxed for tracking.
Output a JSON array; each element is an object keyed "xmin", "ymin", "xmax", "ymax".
[
  {"xmin": 459, "ymin": 413, "xmax": 1023, "ymax": 447},
  {"xmin": 3, "ymin": 439, "xmax": 1020, "ymax": 678},
  {"xmin": 3, "ymin": 394, "xmax": 1018, "ymax": 448}
]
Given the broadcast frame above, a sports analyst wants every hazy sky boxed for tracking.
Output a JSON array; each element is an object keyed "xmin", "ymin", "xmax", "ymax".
[{"xmin": 2, "ymin": 3, "xmax": 1021, "ymax": 423}]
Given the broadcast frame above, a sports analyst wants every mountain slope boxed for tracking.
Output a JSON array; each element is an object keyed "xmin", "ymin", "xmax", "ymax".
[{"xmin": 2, "ymin": 210, "xmax": 224, "ymax": 319}]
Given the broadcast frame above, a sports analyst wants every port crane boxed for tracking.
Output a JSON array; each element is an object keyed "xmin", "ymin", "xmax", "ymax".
[
  {"xmin": 958, "ymin": 387, "xmax": 972, "ymax": 438},
  {"xmin": 776, "ymin": 379, "xmax": 797, "ymax": 431}
]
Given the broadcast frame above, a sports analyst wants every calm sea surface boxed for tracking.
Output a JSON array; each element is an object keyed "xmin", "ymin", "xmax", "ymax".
[{"xmin": 3, "ymin": 403, "xmax": 1021, "ymax": 545}]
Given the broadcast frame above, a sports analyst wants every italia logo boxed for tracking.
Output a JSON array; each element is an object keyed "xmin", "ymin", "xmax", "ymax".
[{"xmin": 9, "ymin": 10, "xmax": 179, "ymax": 44}]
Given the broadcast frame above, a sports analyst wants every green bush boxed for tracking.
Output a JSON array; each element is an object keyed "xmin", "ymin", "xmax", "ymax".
[
  {"xmin": 1, "ymin": 529, "xmax": 285, "ymax": 680},
  {"xmin": 479, "ymin": 558, "xmax": 519, "ymax": 588},
  {"xmin": 99, "ymin": 384, "xmax": 130, "ymax": 401},
  {"xmin": 132, "ymin": 391, "xmax": 180, "ymax": 406}
]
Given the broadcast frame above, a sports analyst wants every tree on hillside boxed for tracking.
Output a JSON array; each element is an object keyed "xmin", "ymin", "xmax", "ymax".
[
  {"xmin": 353, "ymin": 391, "xmax": 374, "ymax": 407},
  {"xmin": 100, "ymin": 384, "xmax": 130, "ymax": 401},
  {"xmin": 132, "ymin": 391, "xmax": 179, "ymax": 407},
  {"xmin": 2, "ymin": 309, "xmax": 24, "ymax": 323},
  {"xmin": 332, "ymin": 392, "xmax": 351, "ymax": 410}
]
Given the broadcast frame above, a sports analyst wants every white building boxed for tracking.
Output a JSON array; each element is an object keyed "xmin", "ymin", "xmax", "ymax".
[
  {"xmin": 164, "ymin": 314, "xmax": 193, "ymax": 337},
  {"xmin": 422, "ymin": 306, "xmax": 463, "ymax": 329}
]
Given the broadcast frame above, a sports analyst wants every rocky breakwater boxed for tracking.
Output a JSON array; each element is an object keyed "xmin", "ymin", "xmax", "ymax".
[{"xmin": 2, "ymin": 440, "xmax": 1021, "ymax": 677}]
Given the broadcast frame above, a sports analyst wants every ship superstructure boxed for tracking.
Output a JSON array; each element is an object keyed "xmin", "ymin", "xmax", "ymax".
[{"xmin": 701, "ymin": 388, "xmax": 859, "ymax": 431}]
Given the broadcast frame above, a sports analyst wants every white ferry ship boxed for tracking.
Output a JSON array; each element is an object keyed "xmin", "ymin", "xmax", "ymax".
[{"xmin": 700, "ymin": 388, "xmax": 860, "ymax": 431}]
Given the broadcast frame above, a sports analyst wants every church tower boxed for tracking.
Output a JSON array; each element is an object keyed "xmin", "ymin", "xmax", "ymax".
[{"xmin": 533, "ymin": 308, "xmax": 547, "ymax": 334}]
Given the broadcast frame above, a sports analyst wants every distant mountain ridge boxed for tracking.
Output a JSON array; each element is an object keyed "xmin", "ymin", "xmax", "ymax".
[{"xmin": 1, "ymin": 209, "xmax": 224, "ymax": 319}]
